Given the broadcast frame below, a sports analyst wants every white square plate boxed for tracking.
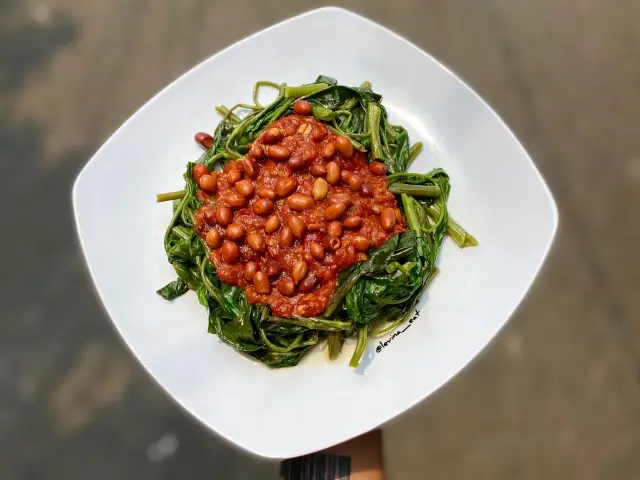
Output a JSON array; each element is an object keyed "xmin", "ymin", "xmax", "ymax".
[{"xmin": 73, "ymin": 7, "xmax": 557, "ymax": 458}]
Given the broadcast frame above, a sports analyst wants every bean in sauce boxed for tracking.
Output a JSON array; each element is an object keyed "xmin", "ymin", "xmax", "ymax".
[
  {"xmin": 227, "ymin": 169, "xmax": 242, "ymax": 185},
  {"xmin": 195, "ymin": 114, "xmax": 405, "ymax": 317},
  {"xmin": 199, "ymin": 174, "xmax": 217, "ymax": 193}
]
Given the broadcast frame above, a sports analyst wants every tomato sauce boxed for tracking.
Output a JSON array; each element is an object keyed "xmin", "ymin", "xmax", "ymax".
[{"xmin": 194, "ymin": 114, "xmax": 405, "ymax": 317}]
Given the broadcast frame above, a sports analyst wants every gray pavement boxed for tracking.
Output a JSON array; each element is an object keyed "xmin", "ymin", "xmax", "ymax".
[{"xmin": 1, "ymin": 0, "xmax": 639, "ymax": 478}]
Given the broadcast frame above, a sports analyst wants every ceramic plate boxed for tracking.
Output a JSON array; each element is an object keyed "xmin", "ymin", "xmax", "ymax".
[{"xmin": 73, "ymin": 7, "xmax": 558, "ymax": 458}]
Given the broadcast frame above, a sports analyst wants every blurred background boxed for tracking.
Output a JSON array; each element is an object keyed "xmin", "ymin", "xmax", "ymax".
[{"xmin": 1, "ymin": 0, "xmax": 639, "ymax": 478}]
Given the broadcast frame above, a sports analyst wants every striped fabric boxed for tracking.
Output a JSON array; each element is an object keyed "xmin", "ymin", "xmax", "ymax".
[{"xmin": 280, "ymin": 454, "xmax": 351, "ymax": 480}]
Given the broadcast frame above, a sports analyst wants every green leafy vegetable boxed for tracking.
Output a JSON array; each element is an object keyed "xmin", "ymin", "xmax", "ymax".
[
  {"xmin": 328, "ymin": 332, "xmax": 345, "ymax": 360},
  {"xmin": 156, "ymin": 76, "xmax": 477, "ymax": 369},
  {"xmin": 156, "ymin": 279, "xmax": 189, "ymax": 300}
]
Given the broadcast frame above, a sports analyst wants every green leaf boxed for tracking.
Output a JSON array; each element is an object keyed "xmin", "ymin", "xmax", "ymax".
[
  {"xmin": 220, "ymin": 285, "xmax": 255, "ymax": 342},
  {"xmin": 311, "ymin": 104, "xmax": 335, "ymax": 122},
  {"xmin": 188, "ymin": 236, "xmax": 205, "ymax": 258},
  {"xmin": 402, "ymin": 194, "xmax": 432, "ymax": 236},
  {"xmin": 305, "ymin": 85, "xmax": 363, "ymax": 110},
  {"xmin": 314, "ymin": 74, "xmax": 338, "ymax": 85},
  {"xmin": 324, "ymin": 234, "xmax": 401, "ymax": 318},
  {"xmin": 156, "ymin": 279, "xmax": 189, "ymax": 300},
  {"xmin": 244, "ymin": 98, "xmax": 293, "ymax": 134},
  {"xmin": 167, "ymin": 240, "xmax": 191, "ymax": 263},
  {"xmin": 391, "ymin": 126, "xmax": 410, "ymax": 172}
]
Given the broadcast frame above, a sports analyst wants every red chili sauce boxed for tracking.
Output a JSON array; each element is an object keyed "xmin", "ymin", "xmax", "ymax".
[{"xmin": 193, "ymin": 112, "xmax": 405, "ymax": 317}]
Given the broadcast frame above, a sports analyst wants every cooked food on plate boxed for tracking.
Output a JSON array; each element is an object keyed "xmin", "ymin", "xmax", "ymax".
[{"xmin": 156, "ymin": 76, "xmax": 477, "ymax": 368}]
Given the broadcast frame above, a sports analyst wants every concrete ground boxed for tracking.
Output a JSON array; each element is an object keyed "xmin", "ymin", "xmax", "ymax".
[{"xmin": 1, "ymin": 0, "xmax": 639, "ymax": 478}]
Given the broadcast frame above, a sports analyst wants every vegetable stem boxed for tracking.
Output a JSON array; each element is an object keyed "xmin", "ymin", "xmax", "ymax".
[
  {"xmin": 284, "ymin": 83, "xmax": 329, "ymax": 98},
  {"xmin": 349, "ymin": 327, "xmax": 368, "ymax": 367},
  {"xmin": 408, "ymin": 142, "xmax": 423, "ymax": 165},
  {"xmin": 171, "ymin": 225, "xmax": 192, "ymax": 241},
  {"xmin": 388, "ymin": 183, "xmax": 441, "ymax": 197},
  {"xmin": 328, "ymin": 332, "xmax": 344, "ymax": 360},
  {"xmin": 401, "ymin": 194, "xmax": 421, "ymax": 233},
  {"xmin": 366, "ymin": 102, "xmax": 384, "ymax": 161},
  {"xmin": 258, "ymin": 328, "xmax": 303, "ymax": 353},
  {"xmin": 199, "ymin": 258, "xmax": 225, "ymax": 307},
  {"xmin": 339, "ymin": 98, "xmax": 358, "ymax": 110},
  {"xmin": 156, "ymin": 190, "xmax": 186, "ymax": 202},
  {"xmin": 327, "ymin": 126, "xmax": 366, "ymax": 151},
  {"xmin": 426, "ymin": 203, "xmax": 478, "ymax": 248},
  {"xmin": 253, "ymin": 81, "xmax": 282, "ymax": 107},
  {"xmin": 372, "ymin": 315, "xmax": 405, "ymax": 338},
  {"xmin": 225, "ymin": 113, "xmax": 261, "ymax": 159},
  {"xmin": 267, "ymin": 316, "xmax": 353, "ymax": 332},
  {"xmin": 323, "ymin": 269, "xmax": 364, "ymax": 318},
  {"xmin": 163, "ymin": 195, "xmax": 187, "ymax": 247},
  {"xmin": 215, "ymin": 106, "xmax": 241, "ymax": 123}
]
